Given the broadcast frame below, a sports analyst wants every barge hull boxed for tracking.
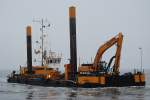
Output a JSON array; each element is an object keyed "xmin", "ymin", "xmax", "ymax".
[{"xmin": 7, "ymin": 75, "xmax": 145, "ymax": 88}]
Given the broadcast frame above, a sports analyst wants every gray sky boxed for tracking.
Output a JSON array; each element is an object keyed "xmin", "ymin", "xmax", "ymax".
[{"xmin": 0, "ymin": 0, "xmax": 150, "ymax": 72}]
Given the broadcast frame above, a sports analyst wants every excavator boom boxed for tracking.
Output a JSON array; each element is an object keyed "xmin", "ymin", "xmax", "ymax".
[{"xmin": 93, "ymin": 32, "xmax": 123, "ymax": 74}]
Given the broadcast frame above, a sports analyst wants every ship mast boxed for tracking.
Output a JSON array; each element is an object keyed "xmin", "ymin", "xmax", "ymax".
[{"xmin": 33, "ymin": 18, "xmax": 50, "ymax": 66}]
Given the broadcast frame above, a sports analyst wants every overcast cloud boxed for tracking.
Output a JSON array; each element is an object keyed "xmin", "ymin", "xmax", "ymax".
[{"xmin": 0, "ymin": 0, "xmax": 150, "ymax": 72}]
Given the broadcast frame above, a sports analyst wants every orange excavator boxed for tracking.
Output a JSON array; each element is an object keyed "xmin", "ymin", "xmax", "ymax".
[
  {"xmin": 78, "ymin": 32, "xmax": 123, "ymax": 86},
  {"xmin": 93, "ymin": 32, "xmax": 123, "ymax": 74},
  {"xmin": 78, "ymin": 32, "xmax": 123, "ymax": 74},
  {"xmin": 78, "ymin": 32, "xmax": 145, "ymax": 87}
]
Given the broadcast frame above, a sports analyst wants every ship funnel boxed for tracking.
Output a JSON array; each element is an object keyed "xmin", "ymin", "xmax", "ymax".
[
  {"xmin": 69, "ymin": 6, "xmax": 77, "ymax": 81},
  {"xmin": 26, "ymin": 26, "xmax": 32, "ymax": 74}
]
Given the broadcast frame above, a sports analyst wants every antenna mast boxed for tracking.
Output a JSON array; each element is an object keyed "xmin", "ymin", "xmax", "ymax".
[{"xmin": 33, "ymin": 18, "xmax": 50, "ymax": 66}]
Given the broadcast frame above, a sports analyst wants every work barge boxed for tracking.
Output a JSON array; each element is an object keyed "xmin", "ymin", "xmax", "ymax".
[{"xmin": 7, "ymin": 6, "xmax": 145, "ymax": 88}]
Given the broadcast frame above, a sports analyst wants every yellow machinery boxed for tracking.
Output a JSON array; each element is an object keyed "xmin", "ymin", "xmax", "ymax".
[
  {"xmin": 78, "ymin": 32, "xmax": 145, "ymax": 86},
  {"xmin": 78, "ymin": 33, "xmax": 123, "ymax": 85},
  {"xmin": 93, "ymin": 32, "xmax": 123, "ymax": 73}
]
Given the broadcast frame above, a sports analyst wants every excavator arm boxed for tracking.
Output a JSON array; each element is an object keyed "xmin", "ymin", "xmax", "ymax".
[
  {"xmin": 113, "ymin": 33, "xmax": 123, "ymax": 73},
  {"xmin": 93, "ymin": 32, "xmax": 123, "ymax": 74}
]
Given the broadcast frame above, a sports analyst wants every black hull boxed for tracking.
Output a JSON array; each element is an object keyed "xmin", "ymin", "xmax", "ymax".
[
  {"xmin": 7, "ymin": 76, "xmax": 145, "ymax": 88},
  {"xmin": 7, "ymin": 77, "xmax": 76, "ymax": 87}
]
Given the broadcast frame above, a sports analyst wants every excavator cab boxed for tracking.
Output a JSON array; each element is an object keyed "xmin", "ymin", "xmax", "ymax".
[
  {"xmin": 98, "ymin": 61, "xmax": 107, "ymax": 72},
  {"xmin": 97, "ymin": 55, "xmax": 116, "ymax": 73}
]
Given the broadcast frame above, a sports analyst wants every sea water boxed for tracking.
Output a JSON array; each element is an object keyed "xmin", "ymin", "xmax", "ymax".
[{"xmin": 0, "ymin": 70, "xmax": 150, "ymax": 100}]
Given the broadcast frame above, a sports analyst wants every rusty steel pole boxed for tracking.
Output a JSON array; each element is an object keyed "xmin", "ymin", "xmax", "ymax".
[
  {"xmin": 26, "ymin": 26, "xmax": 32, "ymax": 74},
  {"xmin": 69, "ymin": 6, "xmax": 77, "ymax": 81}
]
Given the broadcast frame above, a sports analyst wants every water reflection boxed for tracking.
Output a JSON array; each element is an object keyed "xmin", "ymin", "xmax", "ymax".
[
  {"xmin": 104, "ymin": 88, "xmax": 120, "ymax": 100},
  {"xmin": 64, "ymin": 87, "xmax": 121, "ymax": 100},
  {"xmin": 26, "ymin": 91, "xmax": 33, "ymax": 100},
  {"xmin": 24, "ymin": 86, "xmax": 146, "ymax": 100},
  {"xmin": 26, "ymin": 86, "xmax": 34, "ymax": 100},
  {"xmin": 66, "ymin": 88, "xmax": 78, "ymax": 100}
]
